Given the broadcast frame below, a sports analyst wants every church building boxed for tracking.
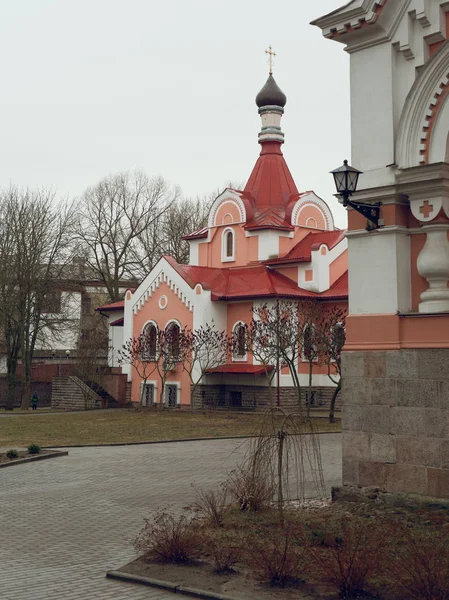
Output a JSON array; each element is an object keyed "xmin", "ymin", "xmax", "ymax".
[{"xmin": 101, "ymin": 70, "xmax": 349, "ymax": 409}]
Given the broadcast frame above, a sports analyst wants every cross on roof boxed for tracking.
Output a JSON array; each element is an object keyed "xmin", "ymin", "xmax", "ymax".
[
  {"xmin": 419, "ymin": 200, "xmax": 434, "ymax": 219},
  {"xmin": 265, "ymin": 45, "xmax": 276, "ymax": 75}
]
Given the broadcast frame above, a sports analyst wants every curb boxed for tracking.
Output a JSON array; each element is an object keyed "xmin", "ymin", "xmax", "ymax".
[
  {"xmin": 106, "ymin": 570, "xmax": 239, "ymax": 600},
  {"xmin": 44, "ymin": 429, "xmax": 340, "ymax": 449},
  {"xmin": 0, "ymin": 450, "xmax": 69, "ymax": 469}
]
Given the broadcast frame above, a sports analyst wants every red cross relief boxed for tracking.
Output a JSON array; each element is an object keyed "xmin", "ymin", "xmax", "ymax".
[{"xmin": 419, "ymin": 200, "xmax": 434, "ymax": 219}]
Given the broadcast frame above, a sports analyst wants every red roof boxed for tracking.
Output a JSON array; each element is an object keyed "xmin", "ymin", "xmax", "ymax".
[
  {"xmin": 206, "ymin": 364, "xmax": 274, "ymax": 376},
  {"xmin": 96, "ymin": 300, "xmax": 124, "ymax": 312},
  {"xmin": 243, "ymin": 141, "xmax": 300, "ymax": 230},
  {"xmin": 165, "ymin": 256, "xmax": 317, "ymax": 301},
  {"xmin": 318, "ymin": 271, "xmax": 348, "ymax": 299},
  {"xmin": 182, "ymin": 227, "xmax": 208, "ymax": 241},
  {"xmin": 265, "ymin": 230, "xmax": 346, "ymax": 265},
  {"xmin": 110, "ymin": 317, "xmax": 124, "ymax": 327}
]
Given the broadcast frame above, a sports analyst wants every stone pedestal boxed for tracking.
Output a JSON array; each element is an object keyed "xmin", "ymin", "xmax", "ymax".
[{"xmin": 342, "ymin": 349, "xmax": 449, "ymax": 498}]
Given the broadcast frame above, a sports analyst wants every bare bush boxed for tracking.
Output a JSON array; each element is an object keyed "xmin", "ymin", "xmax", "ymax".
[
  {"xmin": 191, "ymin": 483, "xmax": 229, "ymax": 528},
  {"xmin": 305, "ymin": 518, "xmax": 388, "ymax": 598},
  {"xmin": 134, "ymin": 509, "xmax": 202, "ymax": 563},
  {"xmin": 387, "ymin": 524, "xmax": 449, "ymax": 600},
  {"xmin": 245, "ymin": 526, "xmax": 307, "ymax": 587},
  {"xmin": 203, "ymin": 531, "xmax": 243, "ymax": 574},
  {"xmin": 227, "ymin": 465, "xmax": 274, "ymax": 512}
]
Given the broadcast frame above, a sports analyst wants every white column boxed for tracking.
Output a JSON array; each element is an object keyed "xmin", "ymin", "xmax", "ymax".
[{"xmin": 417, "ymin": 223, "xmax": 449, "ymax": 313}]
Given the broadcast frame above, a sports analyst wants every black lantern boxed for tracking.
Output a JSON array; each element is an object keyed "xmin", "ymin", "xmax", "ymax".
[
  {"xmin": 330, "ymin": 159, "xmax": 382, "ymax": 231},
  {"xmin": 331, "ymin": 160, "xmax": 362, "ymax": 203}
]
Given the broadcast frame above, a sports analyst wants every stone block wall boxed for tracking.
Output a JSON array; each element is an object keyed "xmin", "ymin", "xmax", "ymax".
[
  {"xmin": 342, "ymin": 349, "xmax": 449, "ymax": 498},
  {"xmin": 192, "ymin": 384, "xmax": 342, "ymax": 412},
  {"xmin": 51, "ymin": 376, "xmax": 104, "ymax": 410}
]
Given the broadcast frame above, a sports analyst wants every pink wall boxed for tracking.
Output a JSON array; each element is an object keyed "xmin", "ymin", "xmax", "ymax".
[
  {"xmin": 330, "ymin": 249, "xmax": 348, "ymax": 285},
  {"xmin": 131, "ymin": 282, "xmax": 193, "ymax": 406},
  {"xmin": 279, "ymin": 228, "xmax": 309, "ymax": 257}
]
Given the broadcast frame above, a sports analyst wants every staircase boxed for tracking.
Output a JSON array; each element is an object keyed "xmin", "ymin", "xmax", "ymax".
[{"xmin": 82, "ymin": 379, "xmax": 120, "ymax": 408}]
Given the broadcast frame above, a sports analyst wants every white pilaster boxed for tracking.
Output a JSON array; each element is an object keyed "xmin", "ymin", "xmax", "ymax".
[{"xmin": 417, "ymin": 223, "xmax": 449, "ymax": 313}]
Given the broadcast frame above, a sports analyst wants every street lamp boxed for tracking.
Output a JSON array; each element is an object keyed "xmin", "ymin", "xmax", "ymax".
[{"xmin": 331, "ymin": 159, "xmax": 382, "ymax": 231}]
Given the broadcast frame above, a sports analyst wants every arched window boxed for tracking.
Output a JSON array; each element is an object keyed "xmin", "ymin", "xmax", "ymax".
[
  {"xmin": 165, "ymin": 321, "xmax": 181, "ymax": 360},
  {"xmin": 302, "ymin": 323, "xmax": 318, "ymax": 363},
  {"xmin": 142, "ymin": 322, "xmax": 157, "ymax": 361},
  {"xmin": 222, "ymin": 228, "xmax": 235, "ymax": 262},
  {"xmin": 232, "ymin": 322, "xmax": 247, "ymax": 360}
]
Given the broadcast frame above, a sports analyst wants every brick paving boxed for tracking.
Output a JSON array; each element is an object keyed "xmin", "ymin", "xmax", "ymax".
[{"xmin": 0, "ymin": 435, "xmax": 341, "ymax": 599}]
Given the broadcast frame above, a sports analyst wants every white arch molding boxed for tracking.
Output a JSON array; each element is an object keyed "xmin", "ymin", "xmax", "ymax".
[
  {"xmin": 290, "ymin": 192, "xmax": 334, "ymax": 230},
  {"xmin": 208, "ymin": 189, "xmax": 246, "ymax": 228},
  {"xmin": 429, "ymin": 98, "xmax": 449, "ymax": 164},
  {"xmin": 396, "ymin": 39, "xmax": 449, "ymax": 169}
]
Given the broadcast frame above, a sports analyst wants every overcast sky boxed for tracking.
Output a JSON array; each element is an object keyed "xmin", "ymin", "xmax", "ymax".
[{"xmin": 0, "ymin": 0, "xmax": 350, "ymax": 228}]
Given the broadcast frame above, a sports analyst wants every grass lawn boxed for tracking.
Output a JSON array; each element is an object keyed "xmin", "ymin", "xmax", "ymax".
[{"xmin": 0, "ymin": 409, "xmax": 341, "ymax": 447}]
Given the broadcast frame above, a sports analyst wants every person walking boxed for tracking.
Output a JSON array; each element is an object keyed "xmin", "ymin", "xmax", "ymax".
[{"xmin": 31, "ymin": 392, "xmax": 39, "ymax": 411}]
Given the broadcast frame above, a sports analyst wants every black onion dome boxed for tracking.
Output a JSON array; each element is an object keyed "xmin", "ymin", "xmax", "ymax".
[{"xmin": 255, "ymin": 74, "xmax": 287, "ymax": 108}]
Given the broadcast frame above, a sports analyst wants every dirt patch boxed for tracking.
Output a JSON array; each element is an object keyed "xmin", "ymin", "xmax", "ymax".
[
  {"xmin": 116, "ymin": 498, "xmax": 449, "ymax": 600},
  {"xmin": 116, "ymin": 556, "xmax": 332, "ymax": 600}
]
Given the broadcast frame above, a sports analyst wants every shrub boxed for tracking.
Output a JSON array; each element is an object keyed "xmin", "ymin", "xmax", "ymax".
[
  {"xmin": 387, "ymin": 525, "xmax": 449, "ymax": 600},
  {"xmin": 305, "ymin": 517, "xmax": 388, "ymax": 598},
  {"xmin": 134, "ymin": 509, "xmax": 202, "ymax": 563},
  {"xmin": 191, "ymin": 483, "xmax": 229, "ymax": 528},
  {"xmin": 27, "ymin": 444, "xmax": 41, "ymax": 455},
  {"xmin": 204, "ymin": 531, "xmax": 242, "ymax": 574},
  {"xmin": 6, "ymin": 449, "xmax": 18, "ymax": 460},
  {"xmin": 227, "ymin": 466, "xmax": 274, "ymax": 512},
  {"xmin": 245, "ymin": 527, "xmax": 307, "ymax": 587}
]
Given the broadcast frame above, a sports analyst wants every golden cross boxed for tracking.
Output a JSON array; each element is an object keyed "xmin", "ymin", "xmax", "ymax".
[{"xmin": 265, "ymin": 45, "xmax": 276, "ymax": 75}]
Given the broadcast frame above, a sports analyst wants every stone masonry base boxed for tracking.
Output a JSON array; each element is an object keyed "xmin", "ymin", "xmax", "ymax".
[
  {"xmin": 191, "ymin": 384, "xmax": 342, "ymax": 412},
  {"xmin": 342, "ymin": 349, "xmax": 449, "ymax": 499}
]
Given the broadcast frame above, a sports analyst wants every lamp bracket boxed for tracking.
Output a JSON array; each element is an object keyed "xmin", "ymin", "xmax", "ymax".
[{"xmin": 343, "ymin": 196, "xmax": 382, "ymax": 231}]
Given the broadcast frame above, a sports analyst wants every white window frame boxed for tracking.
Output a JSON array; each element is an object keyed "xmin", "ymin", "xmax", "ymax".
[
  {"xmin": 222, "ymin": 227, "xmax": 235, "ymax": 263},
  {"xmin": 164, "ymin": 381, "xmax": 181, "ymax": 407},
  {"xmin": 140, "ymin": 380, "xmax": 157, "ymax": 406},
  {"xmin": 142, "ymin": 320, "xmax": 158, "ymax": 361},
  {"xmin": 232, "ymin": 321, "xmax": 247, "ymax": 362},
  {"xmin": 164, "ymin": 319, "xmax": 182, "ymax": 362}
]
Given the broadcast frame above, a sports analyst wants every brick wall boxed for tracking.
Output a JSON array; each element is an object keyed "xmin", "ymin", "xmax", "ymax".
[
  {"xmin": 342, "ymin": 349, "xmax": 449, "ymax": 498},
  {"xmin": 0, "ymin": 379, "xmax": 52, "ymax": 408}
]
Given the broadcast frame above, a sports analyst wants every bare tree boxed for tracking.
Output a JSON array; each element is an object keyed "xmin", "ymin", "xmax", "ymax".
[
  {"xmin": 179, "ymin": 324, "xmax": 228, "ymax": 401},
  {"xmin": 316, "ymin": 307, "xmax": 346, "ymax": 423},
  {"xmin": 118, "ymin": 331, "xmax": 158, "ymax": 407},
  {"xmin": 159, "ymin": 197, "xmax": 210, "ymax": 264},
  {"xmin": 0, "ymin": 187, "xmax": 77, "ymax": 409},
  {"xmin": 119, "ymin": 325, "xmax": 182, "ymax": 407},
  {"xmin": 78, "ymin": 171, "xmax": 179, "ymax": 301}
]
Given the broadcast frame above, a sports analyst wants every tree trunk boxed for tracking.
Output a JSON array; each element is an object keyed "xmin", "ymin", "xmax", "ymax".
[
  {"xmin": 329, "ymin": 380, "xmax": 341, "ymax": 423},
  {"xmin": 5, "ymin": 373, "xmax": 16, "ymax": 410},
  {"xmin": 21, "ymin": 380, "xmax": 31, "ymax": 410},
  {"xmin": 307, "ymin": 360, "xmax": 313, "ymax": 419}
]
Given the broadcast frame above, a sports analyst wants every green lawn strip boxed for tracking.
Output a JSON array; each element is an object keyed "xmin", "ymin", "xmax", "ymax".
[{"xmin": 0, "ymin": 410, "xmax": 340, "ymax": 447}]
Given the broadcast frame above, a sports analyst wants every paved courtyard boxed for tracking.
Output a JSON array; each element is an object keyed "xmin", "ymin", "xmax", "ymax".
[{"xmin": 0, "ymin": 435, "xmax": 341, "ymax": 599}]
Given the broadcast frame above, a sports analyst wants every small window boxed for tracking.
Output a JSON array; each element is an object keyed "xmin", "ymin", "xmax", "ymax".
[
  {"xmin": 165, "ymin": 322, "xmax": 180, "ymax": 360},
  {"xmin": 142, "ymin": 383, "xmax": 155, "ymax": 407},
  {"xmin": 232, "ymin": 322, "xmax": 247, "ymax": 360},
  {"xmin": 142, "ymin": 323, "xmax": 157, "ymax": 361},
  {"xmin": 222, "ymin": 228, "xmax": 235, "ymax": 262},
  {"xmin": 42, "ymin": 291, "xmax": 62, "ymax": 314},
  {"xmin": 165, "ymin": 384, "xmax": 178, "ymax": 408},
  {"xmin": 81, "ymin": 293, "xmax": 92, "ymax": 315}
]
